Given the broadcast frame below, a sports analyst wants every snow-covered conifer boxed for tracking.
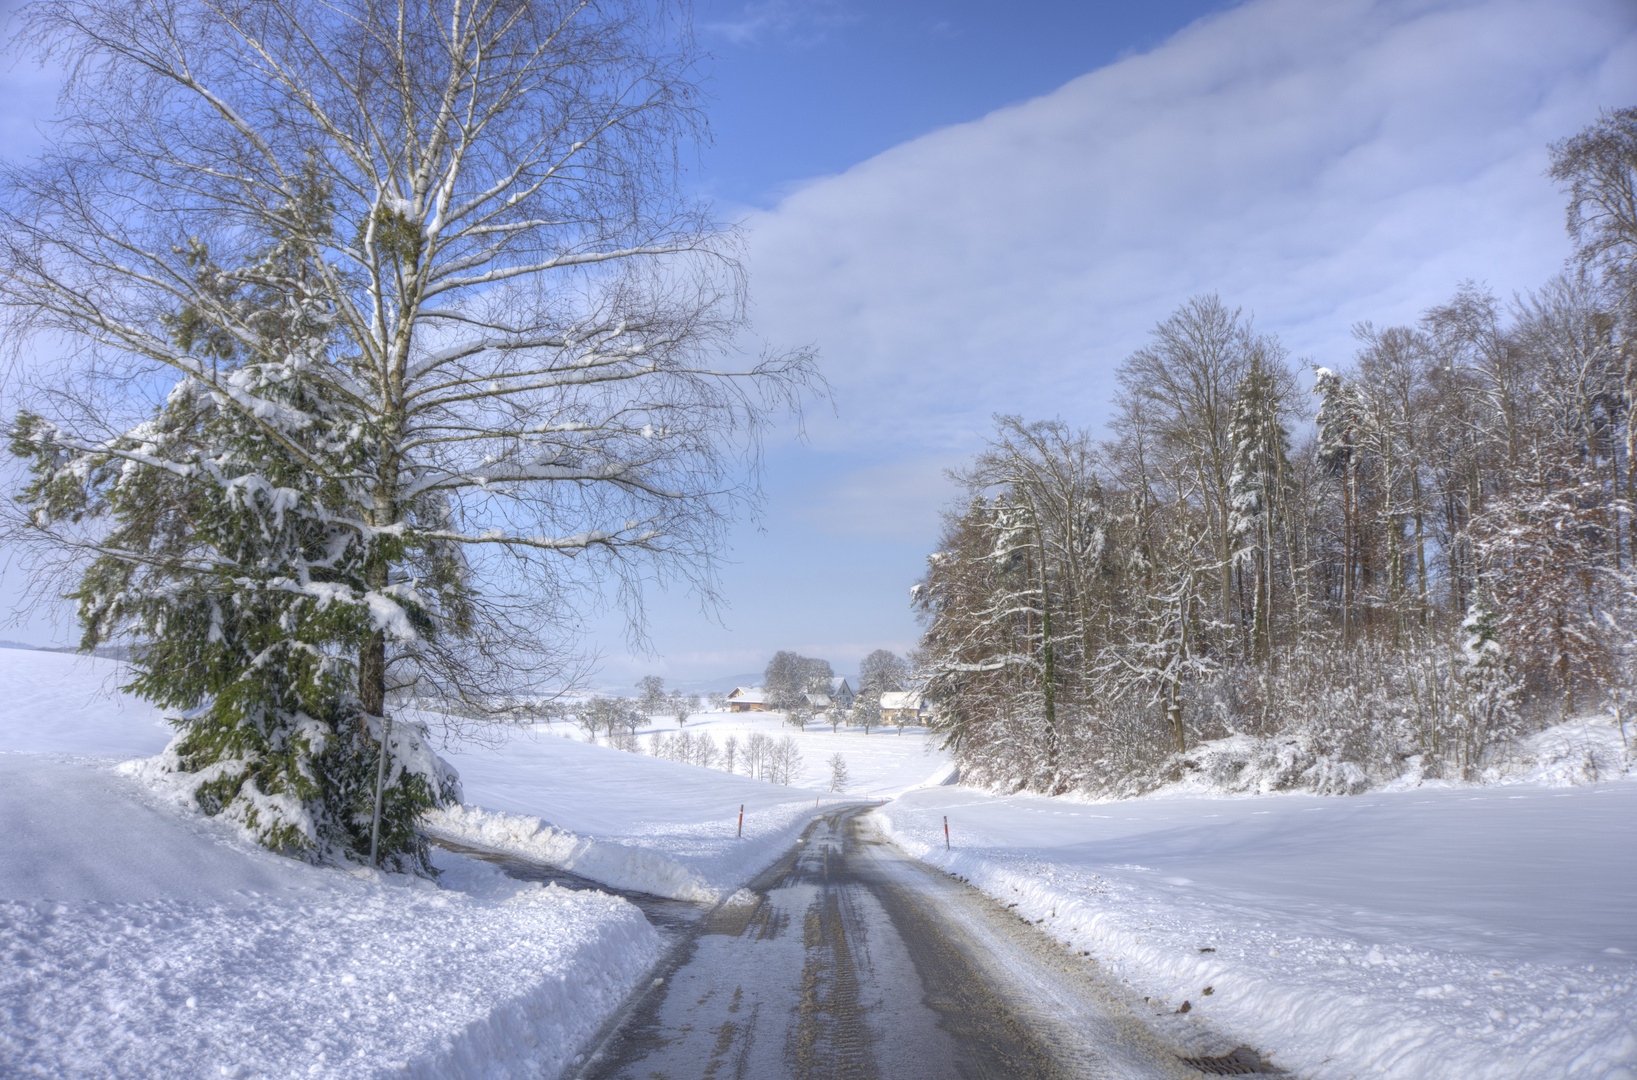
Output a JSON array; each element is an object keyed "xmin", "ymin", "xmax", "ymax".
[
  {"xmin": 11, "ymin": 194, "xmax": 458, "ymax": 867},
  {"xmin": 828, "ymin": 753, "xmax": 849, "ymax": 793}
]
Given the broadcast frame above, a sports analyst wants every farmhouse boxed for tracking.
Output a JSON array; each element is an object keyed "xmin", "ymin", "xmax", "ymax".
[
  {"xmin": 878, "ymin": 691, "xmax": 926, "ymax": 725},
  {"xmin": 828, "ymin": 677, "xmax": 855, "ymax": 709},
  {"xmin": 725, "ymin": 686, "xmax": 770, "ymax": 712}
]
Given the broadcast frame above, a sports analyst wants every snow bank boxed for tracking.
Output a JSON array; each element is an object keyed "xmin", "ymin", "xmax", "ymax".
[
  {"xmin": 1493, "ymin": 716, "xmax": 1633, "ymax": 787},
  {"xmin": 877, "ymin": 779, "xmax": 1637, "ymax": 1079},
  {"xmin": 1165, "ymin": 713, "xmax": 1634, "ymax": 799},
  {"xmin": 0, "ymin": 754, "xmax": 663, "ymax": 1080},
  {"xmin": 0, "ymin": 651, "xmax": 671, "ymax": 1080},
  {"xmin": 426, "ymin": 720, "xmax": 901, "ymax": 901},
  {"xmin": 0, "ymin": 650, "xmax": 934, "ymax": 1076},
  {"xmin": 423, "ymin": 802, "xmax": 728, "ymax": 901},
  {"xmin": 423, "ymin": 781, "xmax": 844, "ymax": 903}
]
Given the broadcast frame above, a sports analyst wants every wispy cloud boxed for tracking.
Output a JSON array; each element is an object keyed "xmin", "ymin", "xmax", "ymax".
[
  {"xmin": 741, "ymin": 0, "xmax": 1637, "ymax": 453},
  {"xmin": 796, "ymin": 455, "xmax": 964, "ymax": 540},
  {"xmin": 703, "ymin": 0, "xmax": 858, "ymax": 48}
]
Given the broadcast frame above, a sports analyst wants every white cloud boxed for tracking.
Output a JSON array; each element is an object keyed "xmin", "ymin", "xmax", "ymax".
[
  {"xmin": 797, "ymin": 454, "xmax": 964, "ymax": 539},
  {"xmin": 703, "ymin": 0, "xmax": 857, "ymax": 47},
  {"xmin": 741, "ymin": 0, "xmax": 1637, "ymax": 451}
]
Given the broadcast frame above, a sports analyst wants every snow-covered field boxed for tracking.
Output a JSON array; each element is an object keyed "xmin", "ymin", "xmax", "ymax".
[
  {"xmin": 422, "ymin": 705, "xmax": 951, "ymax": 901},
  {"xmin": 8, "ymin": 643, "xmax": 1633, "ymax": 1079},
  {"xmin": 879, "ymin": 731, "xmax": 1637, "ymax": 1080},
  {"xmin": 0, "ymin": 651, "xmax": 950, "ymax": 1078}
]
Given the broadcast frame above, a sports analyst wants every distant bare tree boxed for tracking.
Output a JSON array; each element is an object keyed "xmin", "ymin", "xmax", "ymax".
[
  {"xmin": 671, "ymin": 691, "xmax": 699, "ymax": 728},
  {"xmin": 858, "ymin": 649, "xmax": 908, "ymax": 696},
  {"xmin": 768, "ymin": 735, "xmax": 803, "ymax": 785},
  {"xmin": 1551, "ymin": 106, "xmax": 1637, "ymax": 306},
  {"xmin": 764, "ymin": 650, "xmax": 832, "ymax": 712},
  {"xmin": 636, "ymin": 676, "xmax": 666, "ymax": 719}
]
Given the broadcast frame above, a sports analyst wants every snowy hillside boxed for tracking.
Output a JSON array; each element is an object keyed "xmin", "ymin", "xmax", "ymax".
[
  {"xmin": 0, "ymin": 650, "xmax": 947, "ymax": 1078},
  {"xmin": 0, "ymin": 651, "xmax": 670, "ymax": 1080},
  {"xmin": 879, "ymin": 765, "xmax": 1637, "ymax": 1080},
  {"xmin": 423, "ymin": 706, "xmax": 951, "ymax": 900},
  {"xmin": 7, "ymin": 643, "xmax": 1629, "ymax": 1079}
]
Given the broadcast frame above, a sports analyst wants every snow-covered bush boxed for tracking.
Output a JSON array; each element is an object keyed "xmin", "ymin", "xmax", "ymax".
[{"xmin": 828, "ymin": 753, "xmax": 850, "ymax": 793}]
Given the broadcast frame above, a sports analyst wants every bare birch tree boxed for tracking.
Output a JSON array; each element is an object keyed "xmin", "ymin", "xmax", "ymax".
[{"xmin": 1, "ymin": 0, "xmax": 817, "ymax": 715}]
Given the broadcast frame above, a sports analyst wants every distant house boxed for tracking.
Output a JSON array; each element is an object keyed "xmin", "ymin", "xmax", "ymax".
[
  {"xmin": 878, "ymin": 691, "xmax": 926, "ymax": 725},
  {"xmin": 803, "ymin": 692, "xmax": 833, "ymax": 711},
  {"xmin": 726, "ymin": 686, "xmax": 769, "ymax": 712},
  {"xmin": 828, "ymin": 677, "xmax": 855, "ymax": 709}
]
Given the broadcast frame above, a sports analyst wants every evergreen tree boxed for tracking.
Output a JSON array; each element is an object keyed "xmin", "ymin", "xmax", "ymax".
[
  {"xmin": 1452, "ymin": 593, "xmax": 1520, "ymax": 779},
  {"xmin": 828, "ymin": 753, "xmax": 850, "ymax": 793},
  {"xmin": 852, "ymin": 689, "xmax": 882, "ymax": 735},
  {"xmin": 11, "ymin": 184, "xmax": 462, "ymax": 869},
  {"xmin": 1227, "ymin": 354, "xmax": 1293, "ymax": 660},
  {"xmin": 11, "ymin": 206, "xmax": 460, "ymax": 867}
]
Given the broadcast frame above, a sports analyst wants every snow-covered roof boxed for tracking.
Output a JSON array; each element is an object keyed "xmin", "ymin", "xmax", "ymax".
[
  {"xmin": 804, "ymin": 693, "xmax": 832, "ymax": 708},
  {"xmin": 878, "ymin": 691, "xmax": 923, "ymax": 711},
  {"xmin": 829, "ymin": 677, "xmax": 851, "ymax": 695},
  {"xmin": 726, "ymin": 686, "xmax": 766, "ymax": 704}
]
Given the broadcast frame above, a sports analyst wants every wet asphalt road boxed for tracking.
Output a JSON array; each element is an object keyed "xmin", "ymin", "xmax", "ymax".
[{"xmin": 543, "ymin": 806, "xmax": 1228, "ymax": 1080}]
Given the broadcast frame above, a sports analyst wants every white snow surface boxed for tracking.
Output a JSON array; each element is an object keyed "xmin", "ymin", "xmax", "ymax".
[
  {"xmin": 879, "ymin": 740, "xmax": 1637, "ymax": 1080},
  {"xmin": 26, "ymin": 643, "xmax": 1631, "ymax": 1077},
  {"xmin": 0, "ymin": 648, "xmax": 171, "ymax": 758},
  {"xmin": 424, "ymin": 708, "xmax": 950, "ymax": 902},
  {"xmin": 0, "ymin": 650, "xmax": 953, "ymax": 1078},
  {"xmin": 0, "ymin": 650, "xmax": 664, "ymax": 1079}
]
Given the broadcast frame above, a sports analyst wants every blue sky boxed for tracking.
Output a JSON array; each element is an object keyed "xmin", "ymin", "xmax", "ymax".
[
  {"xmin": 3, "ymin": 0, "xmax": 1636, "ymax": 693},
  {"xmin": 589, "ymin": 0, "xmax": 1637, "ymax": 691},
  {"xmin": 689, "ymin": 0, "xmax": 1233, "ymax": 208}
]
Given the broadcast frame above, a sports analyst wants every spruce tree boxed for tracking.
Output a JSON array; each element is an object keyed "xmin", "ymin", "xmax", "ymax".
[
  {"xmin": 1227, "ymin": 355, "xmax": 1293, "ymax": 661},
  {"xmin": 11, "ymin": 185, "xmax": 459, "ymax": 870},
  {"xmin": 828, "ymin": 753, "xmax": 849, "ymax": 793}
]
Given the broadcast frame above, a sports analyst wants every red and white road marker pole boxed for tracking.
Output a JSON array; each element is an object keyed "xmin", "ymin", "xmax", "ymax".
[
  {"xmin": 943, "ymin": 815, "xmax": 950, "ymax": 850},
  {"xmin": 737, "ymin": 804, "xmax": 744, "ymax": 838}
]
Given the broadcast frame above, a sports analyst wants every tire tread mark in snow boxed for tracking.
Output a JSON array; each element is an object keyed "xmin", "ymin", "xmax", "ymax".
[{"xmin": 791, "ymin": 889, "xmax": 876, "ymax": 1079}]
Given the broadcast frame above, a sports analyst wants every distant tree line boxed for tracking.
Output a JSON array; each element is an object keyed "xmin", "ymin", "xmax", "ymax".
[{"xmin": 915, "ymin": 107, "xmax": 1637, "ymax": 797}]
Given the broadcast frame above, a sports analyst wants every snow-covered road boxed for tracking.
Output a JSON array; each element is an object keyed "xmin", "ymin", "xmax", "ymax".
[{"xmin": 571, "ymin": 806, "xmax": 1262, "ymax": 1080}]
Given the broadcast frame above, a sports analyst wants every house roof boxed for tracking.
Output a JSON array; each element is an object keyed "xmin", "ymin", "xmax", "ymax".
[
  {"xmin": 727, "ymin": 686, "xmax": 766, "ymax": 704},
  {"xmin": 829, "ymin": 677, "xmax": 851, "ymax": 695},
  {"xmin": 804, "ymin": 693, "xmax": 833, "ymax": 708},
  {"xmin": 879, "ymin": 691, "xmax": 923, "ymax": 711}
]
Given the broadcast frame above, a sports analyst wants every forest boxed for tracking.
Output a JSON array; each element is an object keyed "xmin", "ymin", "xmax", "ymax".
[{"xmin": 913, "ymin": 108, "xmax": 1637, "ymax": 796}]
